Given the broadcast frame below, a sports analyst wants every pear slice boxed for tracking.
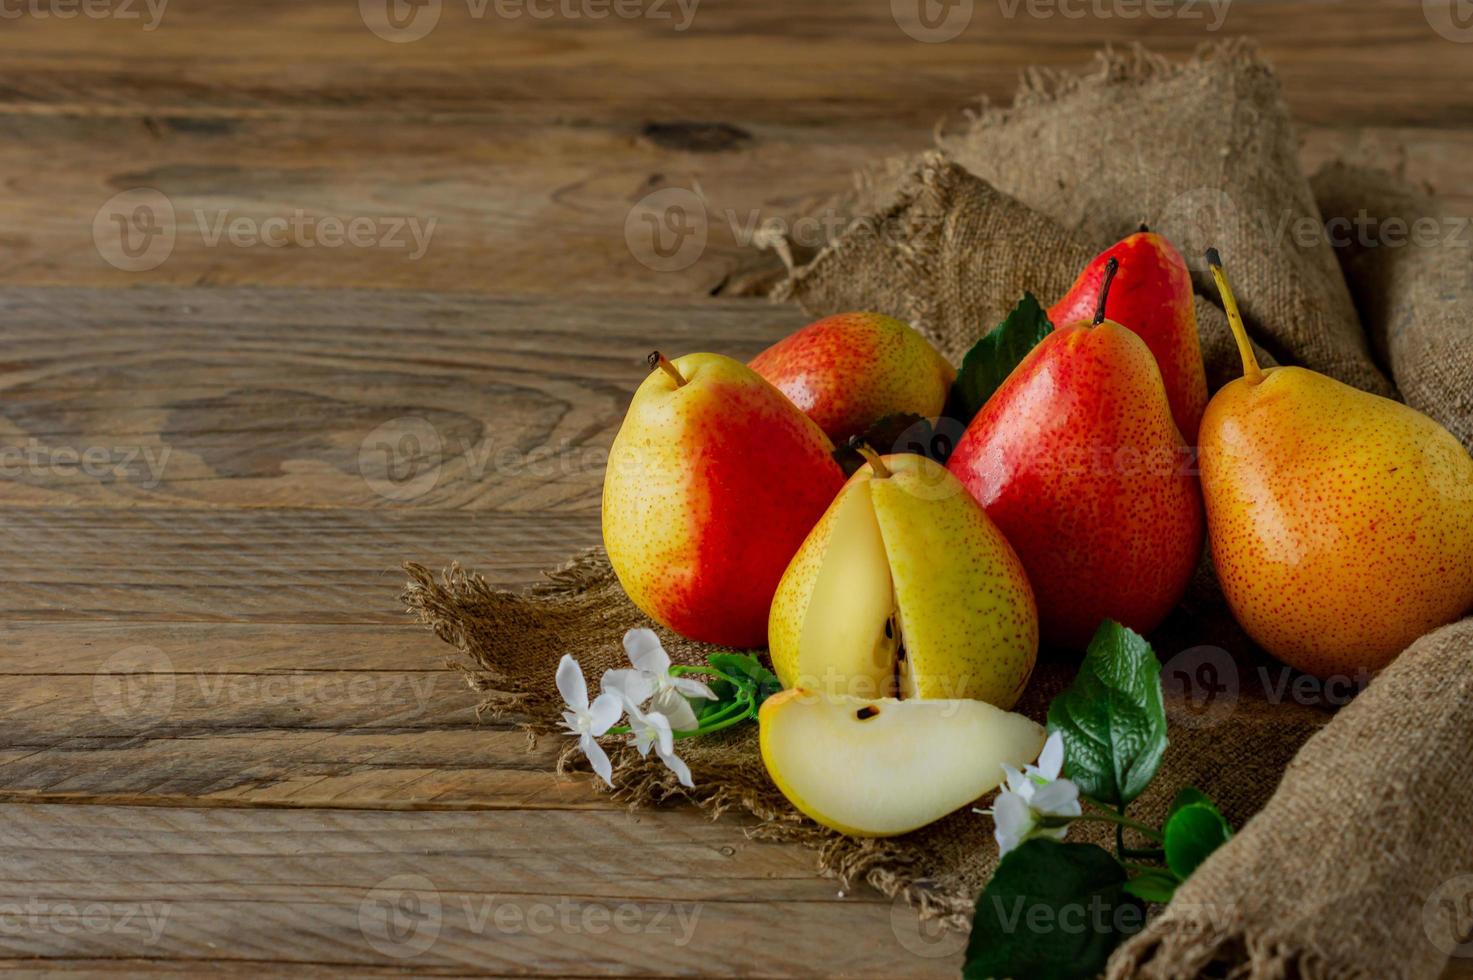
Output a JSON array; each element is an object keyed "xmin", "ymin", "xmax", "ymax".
[
  {"xmin": 768, "ymin": 471, "xmax": 896, "ymax": 699},
  {"xmin": 759, "ymin": 689, "xmax": 1047, "ymax": 837}
]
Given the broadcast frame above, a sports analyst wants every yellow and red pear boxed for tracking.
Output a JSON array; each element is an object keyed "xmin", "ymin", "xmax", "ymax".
[
  {"xmin": 602, "ymin": 352, "xmax": 844, "ymax": 648},
  {"xmin": 750, "ymin": 313, "xmax": 955, "ymax": 444},
  {"xmin": 1049, "ymin": 229, "xmax": 1207, "ymax": 442},
  {"xmin": 949, "ymin": 260, "xmax": 1204, "ymax": 651},
  {"xmin": 1199, "ymin": 250, "xmax": 1473, "ymax": 677}
]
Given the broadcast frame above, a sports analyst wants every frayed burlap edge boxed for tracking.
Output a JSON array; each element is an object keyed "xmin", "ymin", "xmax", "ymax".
[
  {"xmin": 401, "ymin": 555, "xmax": 982, "ymax": 929},
  {"xmin": 959, "ymin": 38, "xmax": 1267, "ymax": 130}
]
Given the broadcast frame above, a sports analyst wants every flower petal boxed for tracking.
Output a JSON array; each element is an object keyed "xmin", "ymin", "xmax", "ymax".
[
  {"xmin": 990, "ymin": 791, "xmax": 1033, "ymax": 856},
  {"xmin": 640, "ymin": 710, "xmax": 676, "ymax": 756},
  {"xmin": 623, "ymin": 628, "xmax": 671, "ymax": 675},
  {"xmin": 602, "ymin": 668, "xmax": 655, "ymax": 708},
  {"xmin": 1036, "ymin": 731, "xmax": 1065, "ymax": 781},
  {"xmin": 580, "ymin": 733, "xmax": 614, "ymax": 787},
  {"xmin": 671, "ymin": 676, "xmax": 718, "ymax": 701},
  {"xmin": 556, "ymin": 654, "xmax": 589, "ymax": 713},
  {"xmin": 587, "ymin": 691, "xmax": 624, "ymax": 736},
  {"xmin": 1030, "ymin": 778, "xmax": 1082, "ymax": 820},
  {"xmin": 652, "ymin": 688, "xmax": 700, "ymax": 732},
  {"xmin": 657, "ymin": 746, "xmax": 694, "ymax": 788}
]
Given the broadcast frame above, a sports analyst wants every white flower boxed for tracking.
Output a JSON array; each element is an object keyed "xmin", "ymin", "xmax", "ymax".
[
  {"xmin": 623, "ymin": 700, "xmax": 695, "ymax": 789},
  {"xmin": 556, "ymin": 654, "xmax": 624, "ymax": 787},
  {"xmin": 602, "ymin": 628, "xmax": 716, "ymax": 732},
  {"xmin": 981, "ymin": 732, "xmax": 1082, "ymax": 856}
]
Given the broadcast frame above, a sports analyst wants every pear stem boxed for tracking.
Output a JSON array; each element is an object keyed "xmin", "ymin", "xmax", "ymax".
[
  {"xmin": 1205, "ymin": 249, "xmax": 1263, "ymax": 383},
  {"xmin": 853, "ymin": 441, "xmax": 891, "ymax": 479},
  {"xmin": 1092, "ymin": 257, "xmax": 1119, "ymax": 326},
  {"xmin": 647, "ymin": 350, "xmax": 687, "ymax": 387}
]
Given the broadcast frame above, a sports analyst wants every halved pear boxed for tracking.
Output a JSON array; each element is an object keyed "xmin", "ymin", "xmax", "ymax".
[
  {"xmin": 768, "ymin": 453, "xmax": 1037, "ymax": 707},
  {"xmin": 759, "ymin": 689, "xmax": 1046, "ymax": 837}
]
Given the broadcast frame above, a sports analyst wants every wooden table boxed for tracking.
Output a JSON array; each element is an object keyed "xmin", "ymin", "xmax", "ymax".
[{"xmin": 3, "ymin": 2, "xmax": 1471, "ymax": 974}]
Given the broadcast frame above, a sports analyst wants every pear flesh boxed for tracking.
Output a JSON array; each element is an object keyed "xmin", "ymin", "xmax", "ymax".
[
  {"xmin": 768, "ymin": 454, "xmax": 1038, "ymax": 708},
  {"xmin": 758, "ymin": 689, "xmax": 1047, "ymax": 837}
]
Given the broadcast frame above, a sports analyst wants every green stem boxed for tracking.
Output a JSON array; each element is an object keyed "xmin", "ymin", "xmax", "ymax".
[
  {"xmin": 670, "ymin": 664, "xmax": 742, "ymax": 687},
  {"xmin": 1123, "ymin": 862, "xmax": 1176, "ymax": 878},
  {"xmin": 1071, "ymin": 809, "xmax": 1166, "ymax": 842},
  {"xmin": 1121, "ymin": 846, "xmax": 1166, "ymax": 860},
  {"xmin": 676, "ymin": 702, "xmax": 755, "ymax": 739}
]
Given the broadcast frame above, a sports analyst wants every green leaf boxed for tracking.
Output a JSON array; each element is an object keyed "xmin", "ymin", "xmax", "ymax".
[
  {"xmin": 1167, "ymin": 786, "xmax": 1212, "ymax": 818},
  {"xmin": 964, "ymin": 840, "xmax": 1144, "ymax": 980},
  {"xmin": 1045, "ymin": 620, "xmax": 1168, "ymax": 807},
  {"xmin": 1122, "ymin": 870, "xmax": 1179, "ymax": 905},
  {"xmin": 945, "ymin": 292, "xmax": 1054, "ymax": 426},
  {"xmin": 1163, "ymin": 799, "xmax": 1232, "ymax": 881},
  {"xmin": 696, "ymin": 652, "xmax": 782, "ymax": 722}
]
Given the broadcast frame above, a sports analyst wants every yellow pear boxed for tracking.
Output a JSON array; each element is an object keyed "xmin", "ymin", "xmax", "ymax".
[
  {"xmin": 758, "ymin": 688, "xmax": 1046, "ymax": 837},
  {"xmin": 1200, "ymin": 250, "xmax": 1473, "ymax": 677},
  {"xmin": 768, "ymin": 451, "xmax": 1038, "ymax": 707}
]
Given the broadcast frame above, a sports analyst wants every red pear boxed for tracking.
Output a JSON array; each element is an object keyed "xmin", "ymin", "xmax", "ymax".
[
  {"xmin": 1049, "ymin": 230, "xmax": 1207, "ymax": 442},
  {"xmin": 750, "ymin": 313, "xmax": 954, "ymax": 444},
  {"xmin": 951, "ymin": 261, "xmax": 1203, "ymax": 650}
]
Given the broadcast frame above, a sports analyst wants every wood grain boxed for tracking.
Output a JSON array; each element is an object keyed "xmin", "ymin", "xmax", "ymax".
[
  {"xmin": 0, "ymin": 803, "xmax": 958, "ymax": 976},
  {"xmin": 0, "ymin": 289, "xmax": 801, "ymax": 510},
  {"xmin": 0, "ymin": 2, "xmax": 1468, "ymax": 297}
]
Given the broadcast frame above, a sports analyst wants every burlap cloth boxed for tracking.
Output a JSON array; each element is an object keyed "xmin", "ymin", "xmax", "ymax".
[{"xmin": 405, "ymin": 42, "xmax": 1473, "ymax": 979}]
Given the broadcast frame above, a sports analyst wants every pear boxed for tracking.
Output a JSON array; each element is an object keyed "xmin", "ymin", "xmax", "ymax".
[
  {"xmin": 768, "ymin": 450, "xmax": 1037, "ymax": 707},
  {"xmin": 758, "ymin": 689, "xmax": 1046, "ymax": 837},
  {"xmin": 1049, "ymin": 229, "xmax": 1208, "ymax": 442},
  {"xmin": 1200, "ymin": 251, "xmax": 1473, "ymax": 677},
  {"xmin": 948, "ymin": 260, "xmax": 1204, "ymax": 651},
  {"xmin": 602, "ymin": 352, "xmax": 845, "ymax": 648},
  {"xmin": 749, "ymin": 313, "xmax": 955, "ymax": 444}
]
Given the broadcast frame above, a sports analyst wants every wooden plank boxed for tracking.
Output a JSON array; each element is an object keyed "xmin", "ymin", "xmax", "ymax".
[
  {"xmin": 0, "ymin": 289, "xmax": 801, "ymax": 510},
  {"xmin": 0, "ymin": 622, "xmax": 613, "ymax": 810},
  {"xmin": 0, "ymin": 1, "xmax": 1465, "ymax": 128},
  {"xmin": 0, "ymin": 803, "xmax": 958, "ymax": 976},
  {"xmin": 0, "ymin": 4, "xmax": 1466, "ymax": 297}
]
